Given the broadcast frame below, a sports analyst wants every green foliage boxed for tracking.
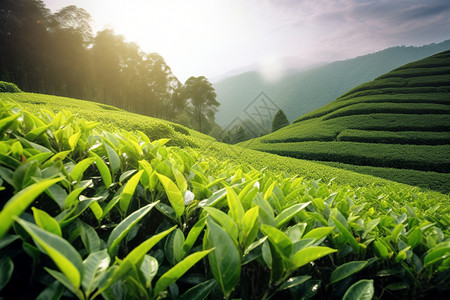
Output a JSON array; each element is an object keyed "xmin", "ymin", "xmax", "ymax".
[
  {"xmin": 0, "ymin": 82, "xmax": 21, "ymax": 93},
  {"xmin": 0, "ymin": 94, "xmax": 449, "ymax": 299},
  {"xmin": 272, "ymin": 109, "xmax": 290, "ymax": 132}
]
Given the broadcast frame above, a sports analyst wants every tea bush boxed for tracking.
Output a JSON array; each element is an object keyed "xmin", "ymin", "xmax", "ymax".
[
  {"xmin": 0, "ymin": 81, "xmax": 21, "ymax": 93},
  {"xmin": 0, "ymin": 98, "xmax": 449, "ymax": 299}
]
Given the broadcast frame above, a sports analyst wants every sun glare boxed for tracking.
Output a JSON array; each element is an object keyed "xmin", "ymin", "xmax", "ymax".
[{"xmin": 93, "ymin": 0, "xmax": 248, "ymax": 81}]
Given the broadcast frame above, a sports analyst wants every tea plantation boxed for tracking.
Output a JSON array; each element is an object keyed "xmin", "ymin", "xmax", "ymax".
[
  {"xmin": 240, "ymin": 50, "xmax": 450, "ymax": 193},
  {"xmin": 0, "ymin": 81, "xmax": 449, "ymax": 299}
]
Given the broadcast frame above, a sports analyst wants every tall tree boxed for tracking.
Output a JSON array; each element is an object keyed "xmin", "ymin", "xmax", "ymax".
[
  {"xmin": 183, "ymin": 76, "xmax": 219, "ymax": 133},
  {"xmin": 271, "ymin": 109, "xmax": 290, "ymax": 132}
]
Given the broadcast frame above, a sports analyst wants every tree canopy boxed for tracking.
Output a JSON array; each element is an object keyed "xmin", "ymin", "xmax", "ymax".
[
  {"xmin": 0, "ymin": 0, "xmax": 220, "ymax": 134},
  {"xmin": 183, "ymin": 76, "xmax": 219, "ymax": 133},
  {"xmin": 271, "ymin": 109, "xmax": 290, "ymax": 132}
]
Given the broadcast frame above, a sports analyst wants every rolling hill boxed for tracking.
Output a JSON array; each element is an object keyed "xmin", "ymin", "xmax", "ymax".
[
  {"xmin": 240, "ymin": 50, "xmax": 450, "ymax": 193},
  {"xmin": 214, "ymin": 40, "xmax": 450, "ymax": 128},
  {"xmin": 1, "ymin": 82, "xmax": 449, "ymax": 299}
]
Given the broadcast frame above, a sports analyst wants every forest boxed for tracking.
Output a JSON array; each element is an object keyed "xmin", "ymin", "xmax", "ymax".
[{"xmin": 0, "ymin": 0, "xmax": 220, "ymax": 134}]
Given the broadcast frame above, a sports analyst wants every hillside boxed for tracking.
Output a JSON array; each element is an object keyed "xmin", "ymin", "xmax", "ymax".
[
  {"xmin": 240, "ymin": 50, "xmax": 450, "ymax": 193},
  {"xmin": 0, "ymin": 90, "xmax": 427, "ymax": 190},
  {"xmin": 1, "ymin": 85, "xmax": 449, "ymax": 299},
  {"xmin": 214, "ymin": 40, "xmax": 450, "ymax": 127}
]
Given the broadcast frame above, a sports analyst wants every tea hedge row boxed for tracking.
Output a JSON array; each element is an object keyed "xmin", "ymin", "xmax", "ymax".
[
  {"xmin": 316, "ymin": 161, "xmax": 450, "ymax": 194},
  {"xmin": 2, "ymin": 92, "xmax": 212, "ymax": 148},
  {"xmin": 250, "ymin": 141, "xmax": 450, "ymax": 173},
  {"xmin": 1, "ymin": 99, "xmax": 449, "ymax": 299},
  {"xmin": 259, "ymin": 114, "xmax": 450, "ymax": 145},
  {"xmin": 296, "ymin": 93, "xmax": 450, "ymax": 122},
  {"xmin": 376, "ymin": 66, "xmax": 450, "ymax": 80},
  {"xmin": 337, "ymin": 129, "xmax": 450, "ymax": 145},
  {"xmin": 322, "ymin": 102, "xmax": 450, "ymax": 121}
]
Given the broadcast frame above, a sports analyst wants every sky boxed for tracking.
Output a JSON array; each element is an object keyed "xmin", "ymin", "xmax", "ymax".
[{"xmin": 43, "ymin": 0, "xmax": 450, "ymax": 82}]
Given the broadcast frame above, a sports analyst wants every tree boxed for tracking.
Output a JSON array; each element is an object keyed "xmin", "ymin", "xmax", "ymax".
[
  {"xmin": 271, "ymin": 109, "xmax": 290, "ymax": 132},
  {"xmin": 183, "ymin": 76, "xmax": 219, "ymax": 133}
]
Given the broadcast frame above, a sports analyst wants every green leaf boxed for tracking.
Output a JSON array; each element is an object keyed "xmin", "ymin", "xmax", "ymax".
[
  {"xmin": 279, "ymin": 275, "xmax": 311, "ymax": 291},
  {"xmin": 172, "ymin": 166, "xmax": 187, "ymax": 193},
  {"xmin": 140, "ymin": 255, "xmax": 158, "ymax": 289},
  {"xmin": 362, "ymin": 217, "xmax": 381, "ymax": 239},
  {"xmin": 179, "ymin": 279, "xmax": 217, "ymax": 300},
  {"xmin": 92, "ymin": 153, "xmax": 112, "ymax": 188},
  {"xmin": 64, "ymin": 187, "xmax": 88, "ymax": 209},
  {"xmin": 331, "ymin": 216, "xmax": 360, "ymax": 253},
  {"xmin": 153, "ymin": 249, "xmax": 213, "ymax": 297},
  {"xmin": 261, "ymin": 224, "xmax": 293, "ymax": 259},
  {"xmin": 407, "ymin": 228, "xmax": 422, "ymax": 248},
  {"xmin": 0, "ymin": 113, "xmax": 20, "ymax": 134},
  {"xmin": 69, "ymin": 131, "xmax": 81, "ymax": 150},
  {"xmin": 165, "ymin": 228, "xmax": 185, "ymax": 265},
  {"xmin": 342, "ymin": 279, "xmax": 374, "ymax": 300},
  {"xmin": 45, "ymin": 268, "xmax": 83, "ymax": 298},
  {"xmin": 89, "ymin": 201, "xmax": 103, "ymax": 221},
  {"xmin": 226, "ymin": 186, "xmax": 245, "ymax": 225},
  {"xmin": 275, "ymin": 202, "xmax": 311, "ymax": 228},
  {"xmin": 80, "ymin": 222, "xmax": 101, "ymax": 253},
  {"xmin": 291, "ymin": 246, "xmax": 337, "ymax": 270},
  {"xmin": 330, "ymin": 261, "xmax": 369, "ymax": 284},
  {"xmin": 264, "ymin": 181, "xmax": 277, "ymax": 201},
  {"xmin": 240, "ymin": 206, "xmax": 259, "ymax": 249},
  {"xmin": 16, "ymin": 218, "xmax": 83, "ymax": 289},
  {"xmin": 302, "ymin": 227, "xmax": 334, "ymax": 241},
  {"xmin": 82, "ymin": 249, "xmax": 110, "ymax": 296},
  {"xmin": 0, "ymin": 177, "xmax": 62, "ymax": 239},
  {"xmin": 32, "ymin": 207, "xmax": 62, "ymax": 236},
  {"xmin": 203, "ymin": 207, "xmax": 238, "ymax": 240},
  {"xmin": 205, "ymin": 217, "xmax": 241, "ymax": 297},
  {"xmin": 101, "ymin": 185, "xmax": 125, "ymax": 219},
  {"xmin": 0, "ymin": 257, "xmax": 14, "ymax": 291},
  {"xmin": 182, "ymin": 216, "xmax": 206, "ymax": 255},
  {"xmin": 119, "ymin": 170, "xmax": 144, "ymax": 213},
  {"xmin": 424, "ymin": 247, "xmax": 450, "ymax": 267},
  {"xmin": 70, "ymin": 157, "xmax": 96, "ymax": 183},
  {"xmin": 0, "ymin": 235, "xmax": 20, "ymax": 250},
  {"xmin": 156, "ymin": 173, "xmax": 184, "ymax": 218},
  {"xmin": 107, "ymin": 202, "xmax": 158, "ymax": 257},
  {"xmin": 96, "ymin": 226, "xmax": 176, "ymax": 297},
  {"xmin": 35, "ymin": 280, "xmax": 64, "ymax": 300},
  {"xmin": 104, "ymin": 141, "xmax": 120, "ymax": 177},
  {"xmin": 373, "ymin": 240, "xmax": 389, "ymax": 259}
]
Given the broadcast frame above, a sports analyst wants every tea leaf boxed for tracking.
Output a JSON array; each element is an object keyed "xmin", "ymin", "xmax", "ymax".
[
  {"xmin": 0, "ymin": 177, "xmax": 62, "ymax": 239},
  {"xmin": 205, "ymin": 217, "xmax": 241, "ymax": 297},
  {"xmin": 291, "ymin": 246, "xmax": 337, "ymax": 270},
  {"xmin": 330, "ymin": 261, "xmax": 368, "ymax": 284},
  {"xmin": 0, "ymin": 257, "xmax": 13, "ymax": 291},
  {"xmin": 107, "ymin": 202, "xmax": 158, "ymax": 257},
  {"xmin": 178, "ymin": 279, "xmax": 217, "ymax": 300},
  {"xmin": 119, "ymin": 170, "xmax": 144, "ymax": 213},
  {"xmin": 153, "ymin": 249, "xmax": 213, "ymax": 297},
  {"xmin": 82, "ymin": 249, "xmax": 110, "ymax": 295},
  {"xmin": 32, "ymin": 207, "xmax": 62, "ymax": 236},
  {"xmin": 342, "ymin": 279, "xmax": 374, "ymax": 300},
  {"xmin": 275, "ymin": 202, "xmax": 311, "ymax": 228},
  {"xmin": 70, "ymin": 157, "xmax": 96, "ymax": 183},
  {"xmin": 16, "ymin": 218, "xmax": 83, "ymax": 289},
  {"xmin": 261, "ymin": 224, "xmax": 293, "ymax": 259},
  {"xmin": 156, "ymin": 173, "xmax": 184, "ymax": 218}
]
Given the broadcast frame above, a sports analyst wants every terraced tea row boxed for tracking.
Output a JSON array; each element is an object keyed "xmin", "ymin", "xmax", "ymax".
[
  {"xmin": 251, "ymin": 141, "xmax": 450, "ymax": 173},
  {"xmin": 241, "ymin": 50, "xmax": 450, "ymax": 192}
]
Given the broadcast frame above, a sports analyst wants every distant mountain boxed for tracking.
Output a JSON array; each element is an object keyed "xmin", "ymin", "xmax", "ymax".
[{"xmin": 213, "ymin": 40, "xmax": 450, "ymax": 128}]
